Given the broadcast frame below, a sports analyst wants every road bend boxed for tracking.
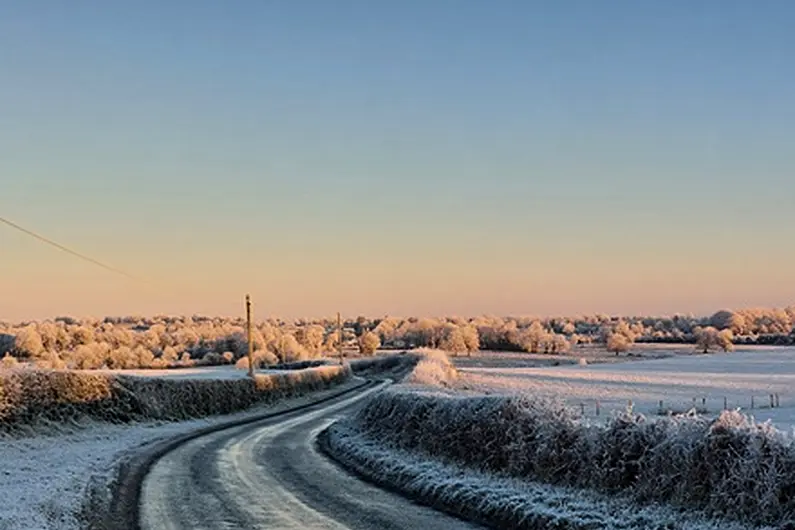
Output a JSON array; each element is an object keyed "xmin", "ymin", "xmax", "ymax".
[{"xmin": 139, "ymin": 381, "xmax": 482, "ymax": 530}]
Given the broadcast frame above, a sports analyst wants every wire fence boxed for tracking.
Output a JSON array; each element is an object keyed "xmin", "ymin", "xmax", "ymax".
[{"xmin": 573, "ymin": 393, "xmax": 785, "ymax": 419}]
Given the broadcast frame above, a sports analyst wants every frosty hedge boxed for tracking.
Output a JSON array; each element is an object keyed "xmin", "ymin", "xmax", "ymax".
[
  {"xmin": 0, "ymin": 364, "xmax": 351, "ymax": 433},
  {"xmin": 331, "ymin": 390, "xmax": 795, "ymax": 527}
]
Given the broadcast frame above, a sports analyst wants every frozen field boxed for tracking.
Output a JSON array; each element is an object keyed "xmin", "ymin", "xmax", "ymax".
[{"xmin": 458, "ymin": 347, "xmax": 795, "ymax": 431}]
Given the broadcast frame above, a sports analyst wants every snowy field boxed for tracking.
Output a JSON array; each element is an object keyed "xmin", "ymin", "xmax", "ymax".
[{"xmin": 458, "ymin": 347, "xmax": 795, "ymax": 431}]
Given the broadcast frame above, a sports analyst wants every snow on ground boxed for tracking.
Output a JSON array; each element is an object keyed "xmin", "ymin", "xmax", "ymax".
[
  {"xmin": 0, "ymin": 379, "xmax": 364, "ymax": 530},
  {"xmin": 459, "ymin": 347, "xmax": 795, "ymax": 431}
]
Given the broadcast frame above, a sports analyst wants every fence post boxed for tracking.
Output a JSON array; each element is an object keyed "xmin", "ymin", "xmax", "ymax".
[{"xmin": 724, "ymin": 396, "xmax": 728, "ymax": 410}]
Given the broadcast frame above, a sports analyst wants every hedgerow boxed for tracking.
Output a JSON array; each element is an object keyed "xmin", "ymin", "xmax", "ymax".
[
  {"xmin": 337, "ymin": 390, "xmax": 795, "ymax": 527},
  {"xmin": 0, "ymin": 364, "xmax": 351, "ymax": 433}
]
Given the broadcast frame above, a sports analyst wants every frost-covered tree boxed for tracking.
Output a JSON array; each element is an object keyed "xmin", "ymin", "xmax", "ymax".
[
  {"xmin": 273, "ymin": 333, "xmax": 307, "ymax": 363},
  {"xmin": 460, "ymin": 325, "xmax": 480, "ymax": 355},
  {"xmin": 14, "ymin": 326, "xmax": 45, "ymax": 358},
  {"xmin": 695, "ymin": 326, "xmax": 734, "ymax": 353},
  {"xmin": 607, "ymin": 333, "xmax": 631, "ymax": 355},
  {"xmin": 358, "ymin": 331, "xmax": 381, "ymax": 355},
  {"xmin": 297, "ymin": 325, "xmax": 325, "ymax": 355},
  {"xmin": 439, "ymin": 326, "xmax": 467, "ymax": 355},
  {"xmin": 547, "ymin": 334, "xmax": 571, "ymax": 354},
  {"xmin": 520, "ymin": 321, "xmax": 548, "ymax": 353}
]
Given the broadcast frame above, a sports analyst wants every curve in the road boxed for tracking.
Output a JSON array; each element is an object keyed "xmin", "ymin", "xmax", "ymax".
[{"xmin": 133, "ymin": 381, "xmax": 482, "ymax": 530}]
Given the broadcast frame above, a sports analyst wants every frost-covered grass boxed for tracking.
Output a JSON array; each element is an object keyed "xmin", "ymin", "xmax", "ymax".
[
  {"xmin": 459, "ymin": 347, "xmax": 795, "ymax": 429},
  {"xmin": 334, "ymin": 389, "xmax": 795, "ymax": 527},
  {"xmin": 0, "ymin": 364, "xmax": 351, "ymax": 433},
  {"xmin": 321, "ymin": 420, "xmax": 766, "ymax": 530}
]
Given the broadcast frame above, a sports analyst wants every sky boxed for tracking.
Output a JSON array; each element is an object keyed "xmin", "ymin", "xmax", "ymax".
[{"xmin": 1, "ymin": 1, "xmax": 794, "ymax": 322}]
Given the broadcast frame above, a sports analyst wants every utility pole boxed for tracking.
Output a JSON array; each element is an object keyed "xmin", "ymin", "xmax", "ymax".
[
  {"xmin": 246, "ymin": 295, "xmax": 254, "ymax": 378},
  {"xmin": 337, "ymin": 311, "xmax": 344, "ymax": 365}
]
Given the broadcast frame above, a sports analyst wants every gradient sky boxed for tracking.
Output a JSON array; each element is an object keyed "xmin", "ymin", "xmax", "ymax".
[{"xmin": 2, "ymin": 1, "xmax": 794, "ymax": 322}]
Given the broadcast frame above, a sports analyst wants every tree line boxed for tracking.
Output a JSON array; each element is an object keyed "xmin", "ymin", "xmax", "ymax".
[{"xmin": 1, "ymin": 306, "xmax": 793, "ymax": 370}]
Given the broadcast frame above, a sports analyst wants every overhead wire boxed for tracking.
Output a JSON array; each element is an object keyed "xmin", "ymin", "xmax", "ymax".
[{"xmin": 0, "ymin": 215, "xmax": 140, "ymax": 282}]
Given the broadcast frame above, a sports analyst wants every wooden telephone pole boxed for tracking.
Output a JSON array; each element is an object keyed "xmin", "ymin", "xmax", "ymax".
[
  {"xmin": 246, "ymin": 295, "xmax": 254, "ymax": 378},
  {"xmin": 337, "ymin": 312, "xmax": 344, "ymax": 365}
]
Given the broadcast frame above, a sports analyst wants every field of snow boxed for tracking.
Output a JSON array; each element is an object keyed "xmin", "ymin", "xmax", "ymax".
[{"xmin": 458, "ymin": 347, "xmax": 795, "ymax": 431}]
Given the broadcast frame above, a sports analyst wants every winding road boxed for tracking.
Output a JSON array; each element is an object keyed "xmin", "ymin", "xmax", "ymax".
[{"xmin": 138, "ymin": 381, "xmax": 482, "ymax": 530}]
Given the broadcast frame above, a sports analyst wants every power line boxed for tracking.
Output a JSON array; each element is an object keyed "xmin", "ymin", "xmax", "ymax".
[{"xmin": 0, "ymin": 216, "xmax": 139, "ymax": 281}]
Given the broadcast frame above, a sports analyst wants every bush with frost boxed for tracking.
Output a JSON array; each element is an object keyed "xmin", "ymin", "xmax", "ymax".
[{"xmin": 405, "ymin": 349, "xmax": 457, "ymax": 387}]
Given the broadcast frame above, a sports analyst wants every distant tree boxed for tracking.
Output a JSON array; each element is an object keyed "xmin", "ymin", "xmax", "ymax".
[
  {"xmin": 607, "ymin": 333, "xmax": 631, "ymax": 355},
  {"xmin": 718, "ymin": 329, "xmax": 735, "ymax": 351},
  {"xmin": 520, "ymin": 321, "xmax": 547, "ymax": 353},
  {"xmin": 710, "ymin": 310, "xmax": 746, "ymax": 335},
  {"xmin": 358, "ymin": 331, "xmax": 381, "ymax": 355},
  {"xmin": 460, "ymin": 325, "xmax": 480, "ymax": 356},
  {"xmin": 72, "ymin": 325, "xmax": 96, "ymax": 346},
  {"xmin": 273, "ymin": 333, "xmax": 308, "ymax": 363},
  {"xmin": 297, "ymin": 325, "xmax": 325, "ymax": 355},
  {"xmin": 548, "ymin": 334, "xmax": 571, "ymax": 354},
  {"xmin": 161, "ymin": 346, "xmax": 179, "ymax": 363},
  {"xmin": 14, "ymin": 326, "xmax": 44, "ymax": 358},
  {"xmin": 695, "ymin": 326, "xmax": 734, "ymax": 353},
  {"xmin": 134, "ymin": 345, "xmax": 155, "ymax": 368},
  {"xmin": 439, "ymin": 326, "xmax": 467, "ymax": 356}
]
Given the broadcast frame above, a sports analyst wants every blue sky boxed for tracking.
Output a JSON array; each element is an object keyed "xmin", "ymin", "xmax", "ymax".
[{"xmin": 1, "ymin": 1, "xmax": 793, "ymax": 321}]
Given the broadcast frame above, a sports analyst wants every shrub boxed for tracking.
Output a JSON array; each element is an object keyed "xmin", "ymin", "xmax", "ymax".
[{"xmin": 405, "ymin": 349, "xmax": 457, "ymax": 387}]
